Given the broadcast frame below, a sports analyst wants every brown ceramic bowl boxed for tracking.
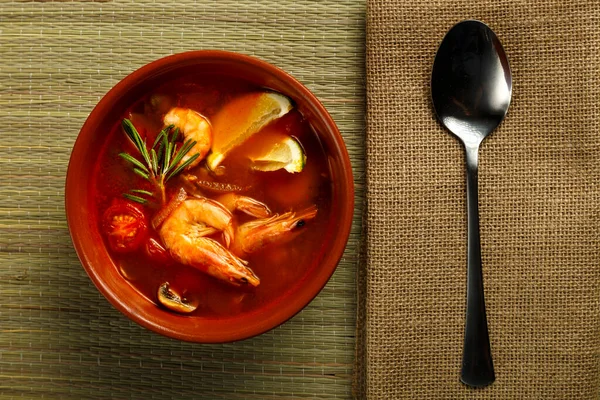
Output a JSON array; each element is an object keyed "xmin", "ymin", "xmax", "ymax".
[{"xmin": 66, "ymin": 50, "xmax": 354, "ymax": 343}]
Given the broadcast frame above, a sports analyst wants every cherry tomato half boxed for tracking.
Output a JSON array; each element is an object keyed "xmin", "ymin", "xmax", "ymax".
[{"xmin": 102, "ymin": 200, "xmax": 148, "ymax": 253}]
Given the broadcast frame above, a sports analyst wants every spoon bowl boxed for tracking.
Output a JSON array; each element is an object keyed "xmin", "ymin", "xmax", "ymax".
[
  {"xmin": 431, "ymin": 20, "xmax": 512, "ymax": 387},
  {"xmin": 433, "ymin": 20, "xmax": 512, "ymax": 146}
]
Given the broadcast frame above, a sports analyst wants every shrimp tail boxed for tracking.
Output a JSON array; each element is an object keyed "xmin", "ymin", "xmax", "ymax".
[
  {"xmin": 222, "ymin": 224, "xmax": 234, "ymax": 248},
  {"xmin": 233, "ymin": 205, "xmax": 317, "ymax": 255},
  {"xmin": 233, "ymin": 196, "xmax": 272, "ymax": 218},
  {"xmin": 215, "ymin": 193, "xmax": 272, "ymax": 218}
]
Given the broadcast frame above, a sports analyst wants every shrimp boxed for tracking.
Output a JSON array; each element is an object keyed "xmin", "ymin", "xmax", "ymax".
[
  {"xmin": 159, "ymin": 198, "xmax": 260, "ymax": 286},
  {"xmin": 231, "ymin": 205, "xmax": 318, "ymax": 256},
  {"xmin": 163, "ymin": 107, "xmax": 212, "ymax": 169},
  {"xmin": 160, "ymin": 196, "xmax": 233, "ymax": 250},
  {"xmin": 214, "ymin": 193, "xmax": 272, "ymax": 218}
]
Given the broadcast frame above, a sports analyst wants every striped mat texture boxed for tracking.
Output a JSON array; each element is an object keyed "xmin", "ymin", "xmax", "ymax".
[{"xmin": 0, "ymin": 1, "xmax": 365, "ymax": 398}]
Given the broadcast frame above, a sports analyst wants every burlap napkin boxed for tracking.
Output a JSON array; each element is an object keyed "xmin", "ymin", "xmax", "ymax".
[{"xmin": 356, "ymin": 1, "xmax": 600, "ymax": 398}]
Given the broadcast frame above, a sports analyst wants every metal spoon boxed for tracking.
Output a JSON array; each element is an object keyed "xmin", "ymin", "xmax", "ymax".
[{"xmin": 431, "ymin": 20, "xmax": 512, "ymax": 387}]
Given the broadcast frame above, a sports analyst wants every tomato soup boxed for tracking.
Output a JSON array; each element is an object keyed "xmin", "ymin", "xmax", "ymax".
[{"xmin": 92, "ymin": 74, "xmax": 332, "ymax": 318}]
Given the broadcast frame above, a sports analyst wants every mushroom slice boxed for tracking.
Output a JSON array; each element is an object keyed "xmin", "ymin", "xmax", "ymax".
[{"xmin": 157, "ymin": 282, "xmax": 198, "ymax": 314}]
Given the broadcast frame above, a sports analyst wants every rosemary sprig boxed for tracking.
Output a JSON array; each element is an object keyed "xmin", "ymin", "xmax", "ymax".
[{"xmin": 119, "ymin": 119, "xmax": 199, "ymax": 205}]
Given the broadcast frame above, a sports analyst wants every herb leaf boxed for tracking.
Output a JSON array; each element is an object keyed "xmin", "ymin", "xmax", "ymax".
[
  {"xmin": 152, "ymin": 126, "xmax": 171, "ymax": 149},
  {"xmin": 133, "ymin": 167, "xmax": 150, "ymax": 181},
  {"xmin": 120, "ymin": 118, "xmax": 201, "ymax": 206},
  {"xmin": 130, "ymin": 189, "xmax": 154, "ymax": 196},
  {"xmin": 123, "ymin": 193, "xmax": 148, "ymax": 204},
  {"xmin": 122, "ymin": 119, "xmax": 151, "ymax": 167},
  {"xmin": 150, "ymin": 149, "xmax": 159, "ymax": 175},
  {"xmin": 166, "ymin": 153, "xmax": 200, "ymax": 181},
  {"xmin": 119, "ymin": 152, "xmax": 149, "ymax": 173},
  {"xmin": 165, "ymin": 139, "xmax": 197, "ymax": 176}
]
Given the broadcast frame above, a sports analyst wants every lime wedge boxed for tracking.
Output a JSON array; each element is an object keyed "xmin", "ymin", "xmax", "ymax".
[{"xmin": 249, "ymin": 136, "xmax": 306, "ymax": 173}]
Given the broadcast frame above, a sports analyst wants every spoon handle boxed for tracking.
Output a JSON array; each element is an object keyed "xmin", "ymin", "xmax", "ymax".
[{"xmin": 461, "ymin": 144, "xmax": 495, "ymax": 387}]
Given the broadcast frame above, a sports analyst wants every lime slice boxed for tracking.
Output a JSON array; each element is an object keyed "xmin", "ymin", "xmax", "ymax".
[
  {"xmin": 249, "ymin": 136, "xmax": 306, "ymax": 173},
  {"xmin": 206, "ymin": 92, "xmax": 293, "ymax": 171}
]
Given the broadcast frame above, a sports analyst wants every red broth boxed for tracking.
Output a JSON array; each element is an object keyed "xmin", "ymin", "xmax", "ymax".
[{"xmin": 92, "ymin": 75, "xmax": 332, "ymax": 318}]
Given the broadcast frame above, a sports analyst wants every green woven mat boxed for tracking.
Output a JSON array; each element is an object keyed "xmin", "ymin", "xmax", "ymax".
[{"xmin": 0, "ymin": 1, "xmax": 365, "ymax": 398}]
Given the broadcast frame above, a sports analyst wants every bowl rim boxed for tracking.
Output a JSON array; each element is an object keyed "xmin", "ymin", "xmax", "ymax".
[{"xmin": 65, "ymin": 50, "xmax": 355, "ymax": 343}]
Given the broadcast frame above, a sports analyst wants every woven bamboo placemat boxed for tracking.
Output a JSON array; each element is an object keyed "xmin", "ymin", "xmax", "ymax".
[{"xmin": 0, "ymin": 1, "xmax": 365, "ymax": 398}]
